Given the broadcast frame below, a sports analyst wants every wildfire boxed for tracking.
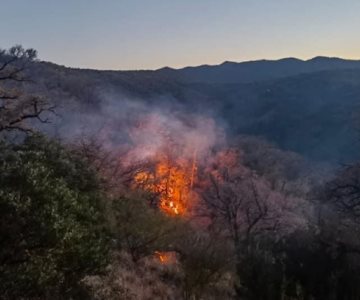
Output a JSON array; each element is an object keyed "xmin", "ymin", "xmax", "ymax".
[
  {"xmin": 134, "ymin": 153, "xmax": 197, "ymax": 216},
  {"xmin": 126, "ymin": 112, "xmax": 219, "ymax": 216},
  {"xmin": 154, "ymin": 251, "xmax": 177, "ymax": 264}
]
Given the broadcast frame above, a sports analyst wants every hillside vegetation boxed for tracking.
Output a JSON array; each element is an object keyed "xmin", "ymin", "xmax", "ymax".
[
  {"xmin": 8, "ymin": 53, "xmax": 360, "ymax": 163},
  {"xmin": 2, "ymin": 46, "xmax": 360, "ymax": 300}
]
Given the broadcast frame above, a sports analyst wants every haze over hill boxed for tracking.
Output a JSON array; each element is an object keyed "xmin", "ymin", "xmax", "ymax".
[{"xmin": 11, "ymin": 55, "xmax": 360, "ymax": 164}]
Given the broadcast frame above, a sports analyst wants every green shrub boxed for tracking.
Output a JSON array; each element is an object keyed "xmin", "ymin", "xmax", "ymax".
[{"xmin": 0, "ymin": 135, "xmax": 109, "ymax": 299}]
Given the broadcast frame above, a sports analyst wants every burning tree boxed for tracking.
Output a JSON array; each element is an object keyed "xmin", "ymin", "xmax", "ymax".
[
  {"xmin": 134, "ymin": 152, "xmax": 196, "ymax": 215},
  {"xmin": 127, "ymin": 112, "xmax": 218, "ymax": 216}
]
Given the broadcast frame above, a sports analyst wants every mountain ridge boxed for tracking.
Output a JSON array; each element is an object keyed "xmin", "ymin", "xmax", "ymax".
[{"xmin": 155, "ymin": 56, "xmax": 360, "ymax": 84}]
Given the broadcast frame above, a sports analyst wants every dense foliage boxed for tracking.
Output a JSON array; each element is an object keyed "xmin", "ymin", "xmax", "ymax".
[{"xmin": 0, "ymin": 136, "xmax": 108, "ymax": 299}]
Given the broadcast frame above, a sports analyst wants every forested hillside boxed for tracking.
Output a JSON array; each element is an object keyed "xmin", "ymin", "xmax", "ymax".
[
  {"xmin": 2, "ymin": 46, "xmax": 360, "ymax": 300},
  {"xmin": 13, "ymin": 55, "xmax": 360, "ymax": 163}
]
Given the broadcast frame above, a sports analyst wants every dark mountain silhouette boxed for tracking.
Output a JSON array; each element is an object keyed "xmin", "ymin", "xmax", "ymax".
[{"xmin": 157, "ymin": 56, "xmax": 360, "ymax": 84}]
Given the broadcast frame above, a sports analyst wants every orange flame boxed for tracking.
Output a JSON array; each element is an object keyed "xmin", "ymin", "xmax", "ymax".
[
  {"xmin": 134, "ymin": 152, "xmax": 197, "ymax": 216},
  {"xmin": 154, "ymin": 251, "xmax": 177, "ymax": 264}
]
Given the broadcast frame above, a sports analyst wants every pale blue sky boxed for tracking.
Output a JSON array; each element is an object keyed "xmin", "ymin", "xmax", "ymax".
[{"xmin": 1, "ymin": 0, "xmax": 359, "ymax": 70}]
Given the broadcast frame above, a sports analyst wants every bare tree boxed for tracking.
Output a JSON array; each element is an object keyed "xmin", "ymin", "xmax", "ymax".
[
  {"xmin": 198, "ymin": 149, "xmax": 285, "ymax": 297},
  {"xmin": 0, "ymin": 45, "xmax": 55, "ymax": 134},
  {"xmin": 322, "ymin": 163, "xmax": 360, "ymax": 221},
  {"xmin": 315, "ymin": 163, "xmax": 360, "ymax": 259},
  {"xmin": 177, "ymin": 230, "xmax": 234, "ymax": 299},
  {"xmin": 201, "ymin": 150, "xmax": 280, "ymax": 243}
]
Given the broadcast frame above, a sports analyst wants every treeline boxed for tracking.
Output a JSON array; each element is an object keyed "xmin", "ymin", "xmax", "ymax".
[{"xmin": 2, "ymin": 46, "xmax": 360, "ymax": 300}]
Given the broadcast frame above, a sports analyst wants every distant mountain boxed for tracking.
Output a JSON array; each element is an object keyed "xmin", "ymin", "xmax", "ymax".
[
  {"xmin": 157, "ymin": 56, "xmax": 360, "ymax": 84},
  {"xmin": 191, "ymin": 69, "xmax": 360, "ymax": 162},
  {"xmin": 6, "ymin": 55, "xmax": 360, "ymax": 163}
]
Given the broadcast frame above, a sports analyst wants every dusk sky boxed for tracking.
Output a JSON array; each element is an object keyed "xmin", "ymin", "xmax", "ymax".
[{"xmin": 1, "ymin": 0, "xmax": 360, "ymax": 70}]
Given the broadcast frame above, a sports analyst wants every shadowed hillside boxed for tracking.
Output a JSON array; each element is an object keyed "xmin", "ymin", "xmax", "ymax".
[{"xmin": 5, "ymin": 55, "xmax": 360, "ymax": 163}]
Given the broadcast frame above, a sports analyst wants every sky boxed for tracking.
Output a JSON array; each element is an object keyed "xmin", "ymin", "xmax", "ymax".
[{"xmin": 1, "ymin": 0, "xmax": 360, "ymax": 70}]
